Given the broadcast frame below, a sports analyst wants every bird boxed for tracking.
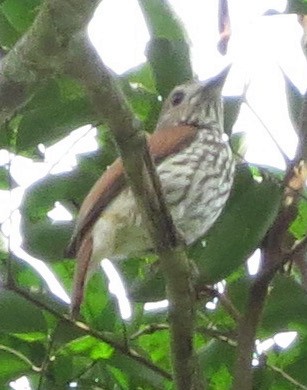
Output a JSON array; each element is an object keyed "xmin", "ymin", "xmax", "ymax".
[{"xmin": 66, "ymin": 66, "xmax": 235, "ymax": 318}]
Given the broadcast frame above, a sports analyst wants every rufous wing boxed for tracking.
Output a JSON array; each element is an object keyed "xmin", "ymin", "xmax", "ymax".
[{"xmin": 68, "ymin": 124, "xmax": 197, "ymax": 317}]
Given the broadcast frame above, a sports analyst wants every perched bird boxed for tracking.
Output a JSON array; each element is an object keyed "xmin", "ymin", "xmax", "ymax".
[{"xmin": 67, "ymin": 66, "xmax": 235, "ymax": 317}]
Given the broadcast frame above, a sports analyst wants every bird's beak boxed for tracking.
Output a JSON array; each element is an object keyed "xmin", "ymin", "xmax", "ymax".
[{"xmin": 203, "ymin": 64, "xmax": 232, "ymax": 91}]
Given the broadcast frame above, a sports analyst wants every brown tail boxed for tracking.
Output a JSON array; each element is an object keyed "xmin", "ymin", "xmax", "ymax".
[{"xmin": 70, "ymin": 235, "xmax": 93, "ymax": 319}]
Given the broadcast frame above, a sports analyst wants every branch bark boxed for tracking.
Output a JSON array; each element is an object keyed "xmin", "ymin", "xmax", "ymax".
[
  {"xmin": 65, "ymin": 32, "xmax": 205, "ymax": 390},
  {"xmin": 11, "ymin": 285, "xmax": 172, "ymax": 381},
  {"xmin": 232, "ymin": 25, "xmax": 307, "ymax": 389},
  {"xmin": 0, "ymin": 0, "xmax": 100, "ymax": 126}
]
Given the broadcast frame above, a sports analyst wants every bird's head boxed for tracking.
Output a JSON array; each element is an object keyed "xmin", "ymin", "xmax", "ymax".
[{"xmin": 156, "ymin": 65, "xmax": 231, "ymax": 133}]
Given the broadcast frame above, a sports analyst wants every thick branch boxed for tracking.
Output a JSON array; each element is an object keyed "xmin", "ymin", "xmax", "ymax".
[{"xmin": 0, "ymin": 0, "xmax": 100, "ymax": 125}]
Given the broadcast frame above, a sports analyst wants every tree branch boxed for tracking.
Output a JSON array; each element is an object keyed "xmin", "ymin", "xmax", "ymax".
[
  {"xmin": 130, "ymin": 324, "xmax": 169, "ymax": 340},
  {"xmin": 202, "ymin": 286, "xmax": 241, "ymax": 323},
  {"xmin": 232, "ymin": 71, "xmax": 307, "ymax": 390},
  {"xmin": 11, "ymin": 285, "xmax": 172, "ymax": 381},
  {"xmin": 65, "ymin": 32, "xmax": 204, "ymax": 390},
  {"xmin": 268, "ymin": 362, "xmax": 307, "ymax": 390},
  {"xmin": 0, "ymin": 0, "xmax": 100, "ymax": 126}
]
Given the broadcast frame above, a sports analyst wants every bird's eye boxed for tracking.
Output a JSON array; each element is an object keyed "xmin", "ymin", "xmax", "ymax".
[{"xmin": 171, "ymin": 91, "xmax": 185, "ymax": 106}]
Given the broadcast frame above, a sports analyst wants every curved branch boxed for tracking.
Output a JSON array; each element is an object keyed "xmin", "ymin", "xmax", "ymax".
[
  {"xmin": 0, "ymin": 0, "xmax": 100, "ymax": 125},
  {"xmin": 65, "ymin": 32, "xmax": 205, "ymax": 390}
]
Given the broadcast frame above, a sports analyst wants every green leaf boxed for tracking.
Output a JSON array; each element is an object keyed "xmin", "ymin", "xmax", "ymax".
[
  {"xmin": 136, "ymin": 327, "xmax": 170, "ymax": 369},
  {"xmin": 283, "ymin": 73, "xmax": 304, "ymax": 131},
  {"xmin": 52, "ymin": 322, "xmax": 83, "ymax": 350},
  {"xmin": 108, "ymin": 350, "xmax": 170, "ymax": 390},
  {"xmin": 48, "ymin": 355, "xmax": 73, "ymax": 386},
  {"xmin": 0, "ymin": 10, "xmax": 19, "ymax": 48},
  {"xmin": 191, "ymin": 166, "xmax": 282, "ymax": 285},
  {"xmin": 120, "ymin": 80, "xmax": 161, "ymax": 132},
  {"xmin": 0, "ymin": 333, "xmax": 45, "ymax": 367},
  {"xmin": 20, "ymin": 151, "xmax": 107, "ymax": 259},
  {"xmin": 198, "ymin": 339, "xmax": 235, "ymax": 386},
  {"xmin": 262, "ymin": 275, "xmax": 307, "ymax": 334},
  {"xmin": 121, "ymin": 63, "xmax": 157, "ymax": 93},
  {"xmin": 0, "ymin": 166, "xmax": 9, "ymax": 189},
  {"xmin": 22, "ymin": 220, "xmax": 74, "ymax": 260},
  {"xmin": 16, "ymin": 96, "xmax": 94, "ymax": 152},
  {"xmin": 223, "ymin": 96, "xmax": 243, "ymax": 136},
  {"xmin": 60, "ymin": 335, "xmax": 113, "ymax": 360},
  {"xmin": 1, "ymin": 0, "xmax": 41, "ymax": 33},
  {"xmin": 227, "ymin": 276, "xmax": 252, "ymax": 313},
  {"xmin": 289, "ymin": 199, "xmax": 307, "ymax": 240},
  {"xmin": 138, "ymin": 0, "xmax": 192, "ymax": 97},
  {"xmin": 1, "ymin": 77, "xmax": 95, "ymax": 153},
  {"xmin": 0, "ymin": 349, "xmax": 30, "ymax": 386},
  {"xmin": 286, "ymin": 0, "xmax": 307, "ymax": 14},
  {"xmin": 273, "ymin": 334, "xmax": 307, "ymax": 387},
  {"xmin": 146, "ymin": 38, "xmax": 193, "ymax": 98},
  {"xmin": 230, "ymin": 132, "xmax": 248, "ymax": 159},
  {"xmin": 82, "ymin": 273, "xmax": 118, "ymax": 332},
  {"xmin": 13, "ymin": 260, "xmax": 44, "ymax": 291},
  {"xmin": 0, "ymin": 290, "xmax": 47, "ymax": 337},
  {"xmin": 138, "ymin": 0, "xmax": 187, "ymax": 40},
  {"xmin": 51, "ymin": 260, "xmax": 74, "ymax": 295},
  {"xmin": 253, "ymin": 366, "xmax": 291, "ymax": 390}
]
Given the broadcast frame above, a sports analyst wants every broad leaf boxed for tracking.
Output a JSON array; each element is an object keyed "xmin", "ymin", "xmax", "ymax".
[
  {"xmin": 283, "ymin": 73, "xmax": 304, "ymax": 131},
  {"xmin": 1, "ymin": 0, "xmax": 41, "ymax": 33},
  {"xmin": 21, "ymin": 150, "xmax": 106, "ymax": 259},
  {"xmin": 286, "ymin": 0, "xmax": 307, "ymax": 14},
  {"xmin": 0, "ymin": 290, "xmax": 47, "ymax": 337},
  {"xmin": 81, "ymin": 273, "xmax": 118, "ymax": 332},
  {"xmin": 199, "ymin": 339, "xmax": 235, "ymax": 387},
  {"xmin": 262, "ymin": 275, "xmax": 307, "ymax": 334},
  {"xmin": 15, "ymin": 77, "xmax": 95, "ymax": 152},
  {"xmin": 0, "ymin": 349, "xmax": 31, "ymax": 386},
  {"xmin": 223, "ymin": 96, "xmax": 243, "ymax": 136},
  {"xmin": 138, "ymin": 0, "xmax": 192, "ymax": 97},
  {"xmin": 0, "ymin": 9, "xmax": 19, "ymax": 48}
]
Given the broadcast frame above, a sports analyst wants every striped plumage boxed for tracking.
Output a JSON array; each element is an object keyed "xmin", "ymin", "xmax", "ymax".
[{"xmin": 67, "ymin": 66, "xmax": 235, "ymax": 316}]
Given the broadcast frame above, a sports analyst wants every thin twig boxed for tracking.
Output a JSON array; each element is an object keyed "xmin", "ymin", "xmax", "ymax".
[
  {"xmin": 130, "ymin": 324, "xmax": 169, "ymax": 340},
  {"xmin": 37, "ymin": 328, "xmax": 56, "ymax": 390},
  {"xmin": 10, "ymin": 284, "xmax": 172, "ymax": 381},
  {"xmin": 196, "ymin": 326, "xmax": 237, "ymax": 346},
  {"xmin": 245, "ymin": 99, "xmax": 291, "ymax": 165},
  {"xmin": 202, "ymin": 286, "xmax": 241, "ymax": 323},
  {"xmin": 292, "ymin": 249, "xmax": 307, "ymax": 291},
  {"xmin": 0, "ymin": 345, "xmax": 40, "ymax": 372},
  {"xmin": 6, "ymin": 153, "xmax": 14, "ymax": 288},
  {"xmin": 232, "ymin": 93, "xmax": 307, "ymax": 390},
  {"xmin": 268, "ymin": 363, "xmax": 307, "ymax": 390},
  {"xmin": 290, "ymin": 235, "xmax": 307, "ymax": 256},
  {"xmin": 218, "ymin": 293, "xmax": 241, "ymax": 323},
  {"xmin": 232, "ymin": 263, "xmax": 273, "ymax": 390}
]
